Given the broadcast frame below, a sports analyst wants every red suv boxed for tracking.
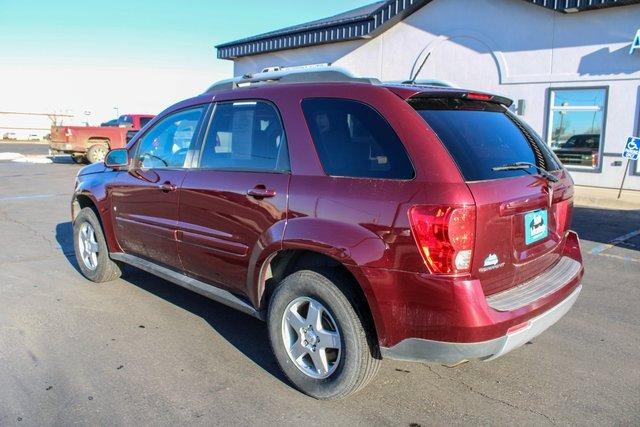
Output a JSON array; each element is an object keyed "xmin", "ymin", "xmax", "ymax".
[{"xmin": 72, "ymin": 68, "xmax": 583, "ymax": 399}]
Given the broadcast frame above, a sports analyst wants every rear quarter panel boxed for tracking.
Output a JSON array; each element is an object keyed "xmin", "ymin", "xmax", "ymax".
[{"xmin": 260, "ymin": 83, "xmax": 473, "ymax": 271}]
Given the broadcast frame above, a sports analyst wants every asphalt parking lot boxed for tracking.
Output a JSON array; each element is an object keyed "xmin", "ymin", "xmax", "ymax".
[
  {"xmin": 1, "ymin": 143, "xmax": 639, "ymax": 426},
  {"xmin": 0, "ymin": 142, "xmax": 49, "ymax": 156}
]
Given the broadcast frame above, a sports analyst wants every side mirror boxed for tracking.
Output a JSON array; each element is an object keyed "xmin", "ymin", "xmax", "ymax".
[{"xmin": 104, "ymin": 148, "xmax": 129, "ymax": 169}]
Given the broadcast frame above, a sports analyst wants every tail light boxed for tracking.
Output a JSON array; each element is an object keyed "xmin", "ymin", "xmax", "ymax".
[
  {"xmin": 591, "ymin": 153, "xmax": 598, "ymax": 168},
  {"xmin": 555, "ymin": 200, "xmax": 571, "ymax": 234},
  {"xmin": 408, "ymin": 205, "xmax": 476, "ymax": 275}
]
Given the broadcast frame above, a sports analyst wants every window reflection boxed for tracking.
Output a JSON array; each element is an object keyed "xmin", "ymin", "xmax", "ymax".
[{"xmin": 548, "ymin": 88, "xmax": 606, "ymax": 169}]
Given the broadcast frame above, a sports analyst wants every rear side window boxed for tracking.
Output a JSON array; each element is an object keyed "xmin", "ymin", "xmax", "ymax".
[
  {"xmin": 139, "ymin": 117, "xmax": 153, "ymax": 128},
  {"xmin": 302, "ymin": 98, "xmax": 414, "ymax": 179},
  {"xmin": 199, "ymin": 100, "xmax": 290, "ymax": 172},
  {"xmin": 412, "ymin": 98, "xmax": 559, "ymax": 182}
]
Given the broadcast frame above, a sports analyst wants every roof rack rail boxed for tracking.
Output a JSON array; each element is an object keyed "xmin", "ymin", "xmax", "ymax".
[{"xmin": 204, "ymin": 65, "xmax": 379, "ymax": 93}]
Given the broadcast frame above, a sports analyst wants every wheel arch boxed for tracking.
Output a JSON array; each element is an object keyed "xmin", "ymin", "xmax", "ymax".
[
  {"xmin": 72, "ymin": 193, "xmax": 98, "ymax": 221},
  {"xmin": 72, "ymin": 190, "xmax": 120, "ymax": 253},
  {"xmin": 87, "ymin": 137, "xmax": 111, "ymax": 147},
  {"xmin": 255, "ymin": 247, "xmax": 386, "ymax": 346}
]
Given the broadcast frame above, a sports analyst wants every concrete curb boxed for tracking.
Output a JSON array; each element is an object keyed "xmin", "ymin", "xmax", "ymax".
[{"xmin": 574, "ymin": 186, "xmax": 640, "ymax": 211}]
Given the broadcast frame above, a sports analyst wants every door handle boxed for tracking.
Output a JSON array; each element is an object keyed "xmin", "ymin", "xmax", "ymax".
[
  {"xmin": 247, "ymin": 187, "xmax": 276, "ymax": 198},
  {"xmin": 158, "ymin": 181, "xmax": 177, "ymax": 192}
]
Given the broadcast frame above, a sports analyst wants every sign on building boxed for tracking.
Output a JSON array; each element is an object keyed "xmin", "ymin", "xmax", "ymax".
[{"xmin": 631, "ymin": 30, "xmax": 640, "ymax": 55}]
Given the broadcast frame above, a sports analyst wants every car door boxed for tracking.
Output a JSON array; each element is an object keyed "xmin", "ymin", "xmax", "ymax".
[
  {"xmin": 178, "ymin": 100, "xmax": 290, "ymax": 294},
  {"xmin": 110, "ymin": 106, "xmax": 206, "ymax": 269}
]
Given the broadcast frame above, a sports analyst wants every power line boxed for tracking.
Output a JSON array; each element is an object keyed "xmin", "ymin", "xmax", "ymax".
[
  {"xmin": 0, "ymin": 111, "xmax": 74, "ymax": 117},
  {"xmin": 0, "ymin": 126, "xmax": 51, "ymax": 131}
]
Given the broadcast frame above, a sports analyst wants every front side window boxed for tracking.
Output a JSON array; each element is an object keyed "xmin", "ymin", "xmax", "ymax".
[
  {"xmin": 199, "ymin": 100, "xmax": 289, "ymax": 172},
  {"xmin": 301, "ymin": 98, "xmax": 414, "ymax": 179},
  {"xmin": 133, "ymin": 106, "xmax": 204, "ymax": 169},
  {"xmin": 547, "ymin": 88, "xmax": 606, "ymax": 170}
]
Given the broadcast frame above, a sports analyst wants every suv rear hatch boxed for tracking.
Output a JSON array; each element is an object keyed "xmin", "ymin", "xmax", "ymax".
[{"xmin": 410, "ymin": 94, "xmax": 574, "ymax": 295}]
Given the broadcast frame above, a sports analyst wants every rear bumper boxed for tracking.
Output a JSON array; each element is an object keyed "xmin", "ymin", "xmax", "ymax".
[
  {"xmin": 354, "ymin": 230, "xmax": 584, "ymax": 363},
  {"xmin": 380, "ymin": 284, "xmax": 581, "ymax": 364},
  {"xmin": 49, "ymin": 142, "xmax": 85, "ymax": 153}
]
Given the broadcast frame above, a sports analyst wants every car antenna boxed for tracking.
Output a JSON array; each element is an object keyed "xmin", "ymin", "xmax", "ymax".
[{"xmin": 407, "ymin": 52, "xmax": 431, "ymax": 85}]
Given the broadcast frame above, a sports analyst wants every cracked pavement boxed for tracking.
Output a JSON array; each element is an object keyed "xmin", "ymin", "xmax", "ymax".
[{"xmin": 0, "ymin": 157, "xmax": 638, "ymax": 426}]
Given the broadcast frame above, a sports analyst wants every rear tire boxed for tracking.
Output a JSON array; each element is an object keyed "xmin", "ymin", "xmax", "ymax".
[
  {"xmin": 71, "ymin": 154, "xmax": 86, "ymax": 164},
  {"xmin": 267, "ymin": 269, "xmax": 380, "ymax": 399},
  {"xmin": 86, "ymin": 143, "xmax": 109, "ymax": 164},
  {"xmin": 73, "ymin": 207, "xmax": 121, "ymax": 283}
]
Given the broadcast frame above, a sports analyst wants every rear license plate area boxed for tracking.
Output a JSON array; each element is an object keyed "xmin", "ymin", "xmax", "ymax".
[{"xmin": 524, "ymin": 209, "xmax": 548, "ymax": 245}]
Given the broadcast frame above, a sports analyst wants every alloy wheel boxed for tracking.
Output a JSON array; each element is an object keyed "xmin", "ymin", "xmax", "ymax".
[
  {"xmin": 78, "ymin": 222, "xmax": 99, "ymax": 270},
  {"xmin": 281, "ymin": 296, "xmax": 342, "ymax": 379}
]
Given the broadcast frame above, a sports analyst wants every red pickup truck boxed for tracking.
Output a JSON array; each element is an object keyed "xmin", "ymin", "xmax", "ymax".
[{"xmin": 49, "ymin": 114, "xmax": 154, "ymax": 164}]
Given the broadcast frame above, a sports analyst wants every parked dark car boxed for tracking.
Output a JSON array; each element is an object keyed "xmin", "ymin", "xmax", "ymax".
[
  {"xmin": 553, "ymin": 133, "xmax": 600, "ymax": 167},
  {"xmin": 71, "ymin": 67, "xmax": 583, "ymax": 399}
]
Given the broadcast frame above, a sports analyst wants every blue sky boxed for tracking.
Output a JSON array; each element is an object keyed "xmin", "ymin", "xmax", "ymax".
[{"xmin": 0, "ymin": 0, "xmax": 372, "ymax": 126}]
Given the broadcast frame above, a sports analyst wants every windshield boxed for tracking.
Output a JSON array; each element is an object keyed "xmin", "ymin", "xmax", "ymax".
[{"xmin": 412, "ymin": 98, "xmax": 560, "ymax": 181}]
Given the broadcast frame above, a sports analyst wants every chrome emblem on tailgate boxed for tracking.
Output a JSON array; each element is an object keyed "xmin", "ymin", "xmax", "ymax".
[{"xmin": 480, "ymin": 253, "xmax": 505, "ymax": 273}]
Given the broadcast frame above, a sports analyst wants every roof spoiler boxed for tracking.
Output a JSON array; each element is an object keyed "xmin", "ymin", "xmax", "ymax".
[
  {"xmin": 409, "ymin": 90, "xmax": 514, "ymax": 108},
  {"xmin": 204, "ymin": 65, "xmax": 380, "ymax": 93}
]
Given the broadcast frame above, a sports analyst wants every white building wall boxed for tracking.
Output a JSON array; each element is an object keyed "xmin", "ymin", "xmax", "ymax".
[{"xmin": 233, "ymin": 0, "xmax": 640, "ymax": 190}]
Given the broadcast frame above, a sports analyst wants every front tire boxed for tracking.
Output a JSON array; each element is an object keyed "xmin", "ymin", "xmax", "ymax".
[
  {"xmin": 73, "ymin": 207, "xmax": 121, "ymax": 283},
  {"xmin": 267, "ymin": 269, "xmax": 380, "ymax": 399}
]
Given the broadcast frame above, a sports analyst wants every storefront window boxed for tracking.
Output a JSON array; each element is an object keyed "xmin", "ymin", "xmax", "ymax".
[{"xmin": 547, "ymin": 88, "xmax": 606, "ymax": 170}]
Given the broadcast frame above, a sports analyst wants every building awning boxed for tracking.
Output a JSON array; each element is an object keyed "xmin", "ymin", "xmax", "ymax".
[{"xmin": 216, "ymin": 0, "xmax": 640, "ymax": 60}]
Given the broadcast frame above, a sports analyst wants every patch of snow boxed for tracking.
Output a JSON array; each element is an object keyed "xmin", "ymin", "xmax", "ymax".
[
  {"xmin": 12, "ymin": 156, "xmax": 53, "ymax": 164},
  {"xmin": 0, "ymin": 152, "xmax": 24, "ymax": 161}
]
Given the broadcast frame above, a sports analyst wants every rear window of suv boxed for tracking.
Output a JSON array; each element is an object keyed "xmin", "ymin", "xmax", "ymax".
[
  {"xmin": 411, "ymin": 98, "xmax": 560, "ymax": 182},
  {"xmin": 302, "ymin": 98, "xmax": 415, "ymax": 179}
]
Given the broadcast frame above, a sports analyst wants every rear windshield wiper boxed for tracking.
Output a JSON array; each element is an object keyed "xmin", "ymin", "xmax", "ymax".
[{"xmin": 492, "ymin": 162, "xmax": 559, "ymax": 183}]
